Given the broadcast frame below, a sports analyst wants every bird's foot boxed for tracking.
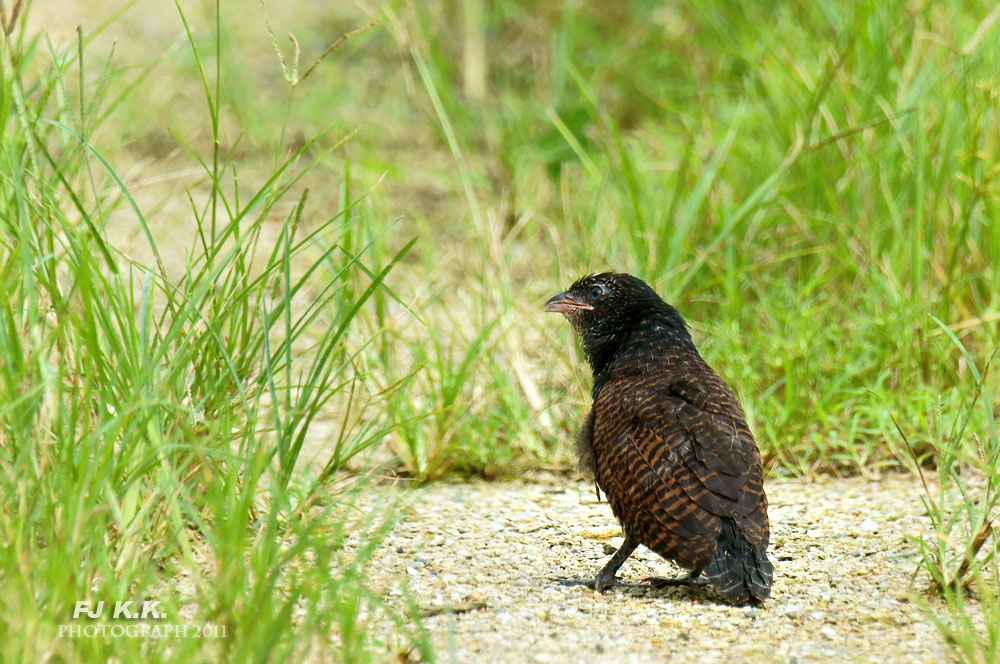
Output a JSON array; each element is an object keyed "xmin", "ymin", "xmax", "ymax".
[
  {"xmin": 552, "ymin": 575, "xmax": 623, "ymax": 592},
  {"xmin": 641, "ymin": 570, "xmax": 706, "ymax": 589},
  {"xmin": 594, "ymin": 570, "xmax": 621, "ymax": 593},
  {"xmin": 552, "ymin": 574, "xmax": 623, "ymax": 592}
]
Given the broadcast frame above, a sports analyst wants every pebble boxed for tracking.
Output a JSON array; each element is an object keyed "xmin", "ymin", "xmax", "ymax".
[{"xmin": 351, "ymin": 474, "xmax": 982, "ymax": 662}]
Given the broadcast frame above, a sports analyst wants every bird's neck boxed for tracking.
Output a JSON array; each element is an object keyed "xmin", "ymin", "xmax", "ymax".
[{"xmin": 587, "ymin": 313, "xmax": 699, "ymax": 393}]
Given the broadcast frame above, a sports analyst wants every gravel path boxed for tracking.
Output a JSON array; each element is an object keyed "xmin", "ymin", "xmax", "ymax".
[{"xmin": 364, "ymin": 474, "xmax": 968, "ymax": 663}]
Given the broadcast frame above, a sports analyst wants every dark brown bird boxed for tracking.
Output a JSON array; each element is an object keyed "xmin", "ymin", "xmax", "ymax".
[{"xmin": 545, "ymin": 272, "xmax": 772, "ymax": 604}]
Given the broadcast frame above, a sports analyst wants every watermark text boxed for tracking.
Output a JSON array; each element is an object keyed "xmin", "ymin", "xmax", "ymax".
[{"xmin": 62, "ymin": 599, "xmax": 227, "ymax": 640}]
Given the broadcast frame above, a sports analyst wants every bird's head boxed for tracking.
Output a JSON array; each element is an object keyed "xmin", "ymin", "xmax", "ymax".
[
  {"xmin": 545, "ymin": 273, "xmax": 685, "ymax": 368},
  {"xmin": 544, "ymin": 272, "xmax": 648, "ymax": 331}
]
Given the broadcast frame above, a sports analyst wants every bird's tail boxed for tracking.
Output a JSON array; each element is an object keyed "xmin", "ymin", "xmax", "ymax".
[{"xmin": 703, "ymin": 518, "xmax": 773, "ymax": 605}]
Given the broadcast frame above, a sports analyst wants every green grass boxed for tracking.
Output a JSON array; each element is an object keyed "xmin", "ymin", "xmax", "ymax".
[
  {"xmin": 394, "ymin": 0, "xmax": 1000, "ymax": 477},
  {"xmin": 2, "ymin": 0, "xmax": 1000, "ymax": 661},
  {"xmin": 894, "ymin": 321, "xmax": 999, "ymax": 664},
  {"xmin": 0, "ymin": 3, "xmax": 427, "ymax": 661}
]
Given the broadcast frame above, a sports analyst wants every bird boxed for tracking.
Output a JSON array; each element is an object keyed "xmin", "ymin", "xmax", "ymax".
[{"xmin": 545, "ymin": 272, "xmax": 773, "ymax": 604}]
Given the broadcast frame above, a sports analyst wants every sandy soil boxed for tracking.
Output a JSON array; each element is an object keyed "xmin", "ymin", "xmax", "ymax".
[{"xmin": 359, "ymin": 473, "xmax": 975, "ymax": 663}]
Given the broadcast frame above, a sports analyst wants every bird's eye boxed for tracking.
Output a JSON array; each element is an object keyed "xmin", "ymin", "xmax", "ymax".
[{"xmin": 589, "ymin": 284, "xmax": 606, "ymax": 299}]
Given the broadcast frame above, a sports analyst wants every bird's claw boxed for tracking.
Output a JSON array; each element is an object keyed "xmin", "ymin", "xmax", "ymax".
[
  {"xmin": 641, "ymin": 572, "xmax": 706, "ymax": 588},
  {"xmin": 552, "ymin": 576, "xmax": 620, "ymax": 592},
  {"xmin": 593, "ymin": 573, "xmax": 620, "ymax": 593}
]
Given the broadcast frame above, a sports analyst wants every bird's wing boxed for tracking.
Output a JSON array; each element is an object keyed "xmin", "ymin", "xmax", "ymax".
[
  {"xmin": 594, "ymin": 376, "xmax": 764, "ymax": 528},
  {"xmin": 670, "ymin": 384, "xmax": 763, "ymax": 519}
]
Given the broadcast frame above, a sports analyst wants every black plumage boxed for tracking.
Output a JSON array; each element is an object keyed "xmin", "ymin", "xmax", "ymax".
[{"xmin": 545, "ymin": 272, "xmax": 773, "ymax": 604}]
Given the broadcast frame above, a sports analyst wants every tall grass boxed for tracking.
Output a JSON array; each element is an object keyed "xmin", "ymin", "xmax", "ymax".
[
  {"xmin": 0, "ymin": 3, "xmax": 425, "ymax": 661},
  {"xmin": 888, "ymin": 319, "xmax": 998, "ymax": 663},
  {"xmin": 252, "ymin": 0, "xmax": 1000, "ymax": 484},
  {"xmin": 388, "ymin": 0, "xmax": 1000, "ymax": 477}
]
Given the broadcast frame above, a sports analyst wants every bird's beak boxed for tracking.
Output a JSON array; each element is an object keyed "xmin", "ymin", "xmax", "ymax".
[{"xmin": 544, "ymin": 292, "xmax": 593, "ymax": 313}]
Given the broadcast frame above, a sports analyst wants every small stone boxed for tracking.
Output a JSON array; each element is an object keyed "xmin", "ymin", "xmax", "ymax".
[{"xmin": 344, "ymin": 474, "xmax": 956, "ymax": 662}]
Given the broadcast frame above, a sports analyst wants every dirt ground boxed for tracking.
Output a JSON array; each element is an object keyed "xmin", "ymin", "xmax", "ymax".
[{"xmin": 359, "ymin": 473, "xmax": 973, "ymax": 663}]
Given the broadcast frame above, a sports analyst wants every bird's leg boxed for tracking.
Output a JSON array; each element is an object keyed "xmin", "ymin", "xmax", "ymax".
[
  {"xmin": 594, "ymin": 534, "xmax": 639, "ymax": 592},
  {"xmin": 642, "ymin": 568, "xmax": 706, "ymax": 588}
]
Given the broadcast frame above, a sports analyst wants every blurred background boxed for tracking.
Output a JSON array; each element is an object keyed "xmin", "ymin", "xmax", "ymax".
[{"xmin": 24, "ymin": 0, "xmax": 1000, "ymax": 477}]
